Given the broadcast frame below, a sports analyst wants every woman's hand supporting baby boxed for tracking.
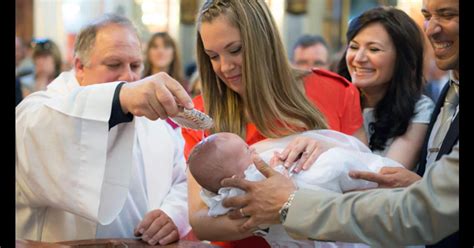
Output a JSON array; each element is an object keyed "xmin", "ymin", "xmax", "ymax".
[{"xmin": 271, "ymin": 136, "xmax": 336, "ymax": 173}]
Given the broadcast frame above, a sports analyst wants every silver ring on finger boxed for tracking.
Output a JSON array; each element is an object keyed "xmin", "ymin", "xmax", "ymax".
[{"xmin": 240, "ymin": 208, "xmax": 248, "ymax": 217}]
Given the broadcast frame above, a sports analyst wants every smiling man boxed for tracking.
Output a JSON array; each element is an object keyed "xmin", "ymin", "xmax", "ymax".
[{"xmin": 418, "ymin": 0, "xmax": 459, "ymax": 175}]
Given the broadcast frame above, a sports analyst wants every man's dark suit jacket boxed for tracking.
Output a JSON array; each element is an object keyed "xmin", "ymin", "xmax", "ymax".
[{"xmin": 417, "ymin": 81, "xmax": 459, "ymax": 247}]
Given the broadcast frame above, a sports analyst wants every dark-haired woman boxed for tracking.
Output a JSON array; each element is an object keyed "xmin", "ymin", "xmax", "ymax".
[{"xmin": 337, "ymin": 6, "xmax": 434, "ymax": 170}]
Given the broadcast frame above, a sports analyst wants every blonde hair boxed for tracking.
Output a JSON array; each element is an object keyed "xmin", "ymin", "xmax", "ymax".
[{"xmin": 196, "ymin": 0, "xmax": 327, "ymax": 139}]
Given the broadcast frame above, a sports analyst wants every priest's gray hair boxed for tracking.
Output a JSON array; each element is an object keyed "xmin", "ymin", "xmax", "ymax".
[{"xmin": 73, "ymin": 13, "xmax": 139, "ymax": 65}]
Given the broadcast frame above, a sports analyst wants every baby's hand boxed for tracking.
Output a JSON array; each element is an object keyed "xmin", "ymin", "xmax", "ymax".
[
  {"xmin": 134, "ymin": 209, "xmax": 179, "ymax": 245},
  {"xmin": 269, "ymin": 152, "xmax": 292, "ymax": 178},
  {"xmin": 269, "ymin": 151, "xmax": 285, "ymax": 168}
]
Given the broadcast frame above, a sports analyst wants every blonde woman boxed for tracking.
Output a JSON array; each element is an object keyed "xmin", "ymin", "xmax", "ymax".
[{"xmin": 182, "ymin": 0, "xmax": 365, "ymax": 247}]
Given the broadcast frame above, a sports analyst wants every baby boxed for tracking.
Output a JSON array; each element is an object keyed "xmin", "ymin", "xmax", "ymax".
[{"xmin": 188, "ymin": 129, "xmax": 403, "ymax": 248}]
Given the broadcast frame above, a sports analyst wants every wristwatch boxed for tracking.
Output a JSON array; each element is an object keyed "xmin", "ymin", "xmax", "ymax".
[
  {"xmin": 278, "ymin": 191, "xmax": 296, "ymax": 223},
  {"xmin": 253, "ymin": 226, "xmax": 270, "ymax": 237}
]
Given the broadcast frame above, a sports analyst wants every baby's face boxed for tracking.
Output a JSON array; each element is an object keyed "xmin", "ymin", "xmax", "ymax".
[{"xmin": 219, "ymin": 133, "xmax": 253, "ymax": 176}]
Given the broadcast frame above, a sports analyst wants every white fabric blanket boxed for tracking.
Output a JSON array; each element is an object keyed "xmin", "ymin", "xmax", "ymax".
[{"xmin": 200, "ymin": 130, "xmax": 404, "ymax": 248}]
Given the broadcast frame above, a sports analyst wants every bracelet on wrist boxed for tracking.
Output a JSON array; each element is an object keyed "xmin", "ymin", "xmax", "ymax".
[{"xmin": 278, "ymin": 191, "xmax": 296, "ymax": 223}]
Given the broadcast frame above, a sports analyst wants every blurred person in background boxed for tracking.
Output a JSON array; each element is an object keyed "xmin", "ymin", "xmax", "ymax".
[
  {"xmin": 143, "ymin": 32, "xmax": 186, "ymax": 89},
  {"xmin": 19, "ymin": 38, "xmax": 63, "ymax": 96},
  {"xmin": 187, "ymin": 70, "xmax": 202, "ymax": 98},
  {"xmin": 143, "ymin": 32, "xmax": 187, "ymax": 130},
  {"xmin": 291, "ymin": 34, "xmax": 331, "ymax": 71},
  {"xmin": 16, "ymin": 36, "xmax": 34, "ymax": 77}
]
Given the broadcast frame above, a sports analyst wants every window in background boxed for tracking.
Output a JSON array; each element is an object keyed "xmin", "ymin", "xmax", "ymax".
[
  {"xmin": 265, "ymin": 0, "xmax": 285, "ymax": 32},
  {"xmin": 139, "ymin": 0, "xmax": 170, "ymax": 33}
]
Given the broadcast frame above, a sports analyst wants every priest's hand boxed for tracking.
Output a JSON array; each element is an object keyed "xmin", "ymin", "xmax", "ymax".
[
  {"xmin": 134, "ymin": 209, "xmax": 179, "ymax": 245},
  {"xmin": 120, "ymin": 72, "xmax": 193, "ymax": 120}
]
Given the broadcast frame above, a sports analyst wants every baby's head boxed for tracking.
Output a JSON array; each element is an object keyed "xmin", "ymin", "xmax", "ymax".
[{"xmin": 188, "ymin": 132, "xmax": 253, "ymax": 194}]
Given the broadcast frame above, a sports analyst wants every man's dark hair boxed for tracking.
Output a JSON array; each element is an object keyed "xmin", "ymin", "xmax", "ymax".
[{"xmin": 291, "ymin": 34, "xmax": 329, "ymax": 60}]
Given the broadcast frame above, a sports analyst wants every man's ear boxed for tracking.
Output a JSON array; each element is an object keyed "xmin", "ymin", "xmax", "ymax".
[{"xmin": 74, "ymin": 57, "xmax": 85, "ymax": 84}]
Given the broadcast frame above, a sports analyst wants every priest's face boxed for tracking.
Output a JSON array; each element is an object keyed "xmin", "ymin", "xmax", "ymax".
[{"xmin": 75, "ymin": 24, "xmax": 144, "ymax": 86}]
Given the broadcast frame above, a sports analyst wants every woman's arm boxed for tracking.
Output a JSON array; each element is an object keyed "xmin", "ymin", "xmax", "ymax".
[
  {"xmin": 182, "ymin": 112, "xmax": 253, "ymax": 240},
  {"xmin": 385, "ymin": 123, "xmax": 428, "ymax": 170},
  {"xmin": 187, "ymin": 170, "xmax": 254, "ymax": 241}
]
